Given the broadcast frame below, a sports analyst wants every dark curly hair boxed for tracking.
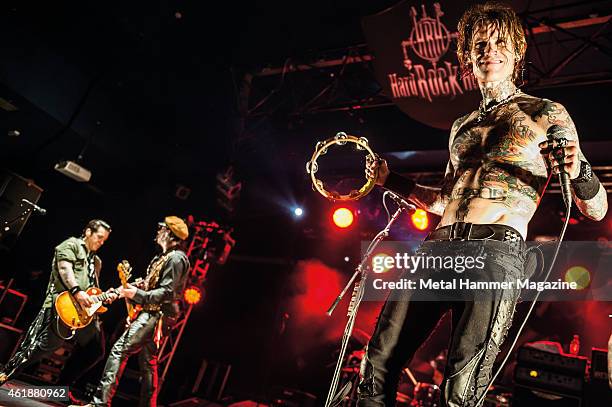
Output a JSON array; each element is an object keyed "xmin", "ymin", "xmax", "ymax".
[{"xmin": 456, "ymin": 2, "xmax": 527, "ymax": 82}]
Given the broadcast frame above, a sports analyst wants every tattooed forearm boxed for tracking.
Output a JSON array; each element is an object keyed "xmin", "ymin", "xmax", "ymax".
[
  {"xmin": 408, "ymin": 160, "xmax": 455, "ymax": 216},
  {"xmin": 58, "ymin": 260, "xmax": 79, "ymax": 289},
  {"xmin": 409, "ymin": 185, "xmax": 451, "ymax": 216},
  {"xmin": 573, "ymin": 184, "xmax": 608, "ymax": 221}
]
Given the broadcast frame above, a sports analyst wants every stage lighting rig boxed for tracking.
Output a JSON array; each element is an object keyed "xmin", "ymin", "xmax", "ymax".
[
  {"xmin": 185, "ymin": 219, "xmax": 235, "ymax": 283},
  {"xmin": 216, "ymin": 166, "xmax": 242, "ymax": 213}
]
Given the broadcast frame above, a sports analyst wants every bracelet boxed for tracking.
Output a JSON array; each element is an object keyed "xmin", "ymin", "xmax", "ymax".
[
  {"xmin": 571, "ymin": 173, "xmax": 601, "ymax": 200},
  {"xmin": 383, "ymin": 171, "xmax": 416, "ymax": 197},
  {"xmin": 69, "ymin": 286, "xmax": 81, "ymax": 295}
]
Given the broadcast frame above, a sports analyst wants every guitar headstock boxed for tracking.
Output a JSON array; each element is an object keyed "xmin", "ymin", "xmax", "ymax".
[{"xmin": 117, "ymin": 260, "xmax": 133, "ymax": 284}]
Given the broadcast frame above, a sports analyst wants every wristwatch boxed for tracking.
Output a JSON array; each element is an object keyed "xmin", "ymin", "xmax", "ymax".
[{"xmin": 571, "ymin": 161, "xmax": 593, "ymax": 184}]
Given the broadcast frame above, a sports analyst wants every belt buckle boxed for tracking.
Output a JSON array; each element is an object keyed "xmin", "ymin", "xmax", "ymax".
[{"xmin": 449, "ymin": 222, "xmax": 473, "ymax": 241}]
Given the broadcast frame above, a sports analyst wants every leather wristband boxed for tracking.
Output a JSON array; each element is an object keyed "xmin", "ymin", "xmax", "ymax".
[
  {"xmin": 571, "ymin": 173, "xmax": 601, "ymax": 200},
  {"xmin": 69, "ymin": 286, "xmax": 81, "ymax": 296},
  {"xmin": 383, "ymin": 171, "xmax": 416, "ymax": 197}
]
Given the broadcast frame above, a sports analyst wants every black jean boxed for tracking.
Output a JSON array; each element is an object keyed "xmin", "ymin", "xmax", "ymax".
[
  {"xmin": 92, "ymin": 312, "xmax": 162, "ymax": 407},
  {"xmin": 357, "ymin": 235, "xmax": 526, "ymax": 407},
  {"xmin": 1, "ymin": 306, "xmax": 105, "ymax": 386}
]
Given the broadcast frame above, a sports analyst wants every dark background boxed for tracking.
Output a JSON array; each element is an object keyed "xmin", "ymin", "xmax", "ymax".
[{"xmin": 0, "ymin": 0, "xmax": 611, "ymax": 404}]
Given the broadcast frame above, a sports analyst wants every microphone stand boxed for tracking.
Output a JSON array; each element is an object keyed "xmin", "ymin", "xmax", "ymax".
[
  {"xmin": 1, "ymin": 206, "xmax": 34, "ymax": 235},
  {"xmin": 324, "ymin": 193, "xmax": 416, "ymax": 407}
]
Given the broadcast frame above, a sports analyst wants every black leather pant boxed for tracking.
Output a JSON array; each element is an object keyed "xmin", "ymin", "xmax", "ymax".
[
  {"xmin": 92, "ymin": 312, "xmax": 160, "ymax": 407},
  {"xmin": 1, "ymin": 306, "xmax": 104, "ymax": 385},
  {"xmin": 357, "ymin": 238, "xmax": 525, "ymax": 407}
]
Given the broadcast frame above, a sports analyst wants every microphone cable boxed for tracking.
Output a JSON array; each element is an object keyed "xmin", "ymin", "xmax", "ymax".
[{"xmin": 475, "ymin": 171, "xmax": 572, "ymax": 406}]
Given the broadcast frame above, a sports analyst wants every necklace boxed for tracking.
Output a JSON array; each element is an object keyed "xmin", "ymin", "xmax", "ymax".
[{"xmin": 476, "ymin": 88, "xmax": 521, "ymax": 123}]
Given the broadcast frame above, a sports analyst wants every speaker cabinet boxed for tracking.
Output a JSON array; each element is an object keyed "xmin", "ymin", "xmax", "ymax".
[
  {"xmin": 0, "ymin": 170, "xmax": 43, "ymax": 251},
  {"xmin": 0, "ymin": 322, "xmax": 23, "ymax": 365}
]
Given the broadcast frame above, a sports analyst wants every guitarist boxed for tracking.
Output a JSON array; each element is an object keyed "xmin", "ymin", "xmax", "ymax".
[
  {"xmin": 0, "ymin": 219, "xmax": 118, "ymax": 391},
  {"xmin": 79, "ymin": 216, "xmax": 190, "ymax": 407}
]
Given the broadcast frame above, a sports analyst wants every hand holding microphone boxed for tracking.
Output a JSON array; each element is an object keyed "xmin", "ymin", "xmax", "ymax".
[{"xmin": 538, "ymin": 125, "xmax": 581, "ymax": 207}]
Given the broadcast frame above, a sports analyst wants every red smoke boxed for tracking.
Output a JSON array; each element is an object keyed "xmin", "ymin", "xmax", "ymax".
[{"xmin": 286, "ymin": 259, "xmax": 382, "ymax": 354}]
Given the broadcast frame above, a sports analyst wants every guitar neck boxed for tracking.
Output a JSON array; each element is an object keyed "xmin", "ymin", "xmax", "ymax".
[{"xmin": 91, "ymin": 288, "xmax": 118, "ymax": 304}]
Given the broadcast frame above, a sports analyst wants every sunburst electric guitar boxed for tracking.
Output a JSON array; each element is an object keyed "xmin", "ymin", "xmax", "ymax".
[{"xmin": 55, "ymin": 260, "xmax": 133, "ymax": 329}]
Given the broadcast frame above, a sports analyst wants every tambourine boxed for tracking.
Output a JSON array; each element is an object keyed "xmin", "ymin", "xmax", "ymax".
[{"xmin": 306, "ymin": 132, "xmax": 378, "ymax": 201}]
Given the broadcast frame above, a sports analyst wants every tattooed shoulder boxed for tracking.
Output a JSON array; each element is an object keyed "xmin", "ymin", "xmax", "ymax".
[
  {"xmin": 530, "ymin": 99, "xmax": 575, "ymax": 130},
  {"xmin": 451, "ymin": 112, "xmax": 474, "ymax": 138}
]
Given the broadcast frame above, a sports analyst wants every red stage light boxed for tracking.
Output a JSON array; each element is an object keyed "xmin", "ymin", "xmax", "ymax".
[
  {"xmin": 333, "ymin": 207, "xmax": 354, "ymax": 228},
  {"xmin": 411, "ymin": 209, "xmax": 429, "ymax": 231},
  {"xmin": 183, "ymin": 286, "xmax": 202, "ymax": 305}
]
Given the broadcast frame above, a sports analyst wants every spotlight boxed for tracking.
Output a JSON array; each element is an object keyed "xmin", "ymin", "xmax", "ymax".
[
  {"xmin": 333, "ymin": 207, "xmax": 354, "ymax": 228},
  {"xmin": 411, "ymin": 209, "xmax": 429, "ymax": 231},
  {"xmin": 183, "ymin": 286, "xmax": 203, "ymax": 305},
  {"xmin": 294, "ymin": 207, "xmax": 304, "ymax": 217},
  {"xmin": 344, "ymin": 256, "xmax": 350, "ymax": 262},
  {"xmin": 564, "ymin": 266, "xmax": 591, "ymax": 290},
  {"xmin": 372, "ymin": 253, "xmax": 394, "ymax": 273}
]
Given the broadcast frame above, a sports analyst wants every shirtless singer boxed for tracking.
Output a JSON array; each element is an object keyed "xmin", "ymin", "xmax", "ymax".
[{"xmin": 358, "ymin": 2, "xmax": 607, "ymax": 406}]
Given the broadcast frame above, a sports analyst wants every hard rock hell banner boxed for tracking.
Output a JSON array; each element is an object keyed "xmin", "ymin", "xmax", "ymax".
[{"xmin": 362, "ymin": 1, "xmax": 481, "ymax": 129}]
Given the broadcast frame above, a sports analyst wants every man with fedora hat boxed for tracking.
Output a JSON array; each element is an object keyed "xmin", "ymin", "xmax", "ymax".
[{"xmin": 77, "ymin": 216, "xmax": 190, "ymax": 407}]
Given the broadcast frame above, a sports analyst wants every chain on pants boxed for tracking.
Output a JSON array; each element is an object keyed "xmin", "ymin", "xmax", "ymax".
[
  {"xmin": 93, "ymin": 312, "xmax": 159, "ymax": 407},
  {"xmin": 357, "ymin": 240, "xmax": 525, "ymax": 407}
]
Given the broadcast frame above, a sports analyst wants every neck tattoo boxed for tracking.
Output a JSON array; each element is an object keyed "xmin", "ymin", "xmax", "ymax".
[{"xmin": 477, "ymin": 79, "xmax": 521, "ymax": 123}]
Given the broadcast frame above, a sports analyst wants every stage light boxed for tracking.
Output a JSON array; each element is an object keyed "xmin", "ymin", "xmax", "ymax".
[
  {"xmin": 411, "ymin": 209, "xmax": 429, "ymax": 231},
  {"xmin": 344, "ymin": 256, "xmax": 350, "ymax": 262},
  {"xmin": 294, "ymin": 207, "xmax": 304, "ymax": 217},
  {"xmin": 183, "ymin": 286, "xmax": 202, "ymax": 305},
  {"xmin": 529, "ymin": 370, "xmax": 538, "ymax": 378},
  {"xmin": 333, "ymin": 207, "xmax": 354, "ymax": 228},
  {"xmin": 564, "ymin": 266, "xmax": 591, "ymax": 290},
  {"xmin": 372, "ymin": 253, "xmax": 393, "ymax": 273}
]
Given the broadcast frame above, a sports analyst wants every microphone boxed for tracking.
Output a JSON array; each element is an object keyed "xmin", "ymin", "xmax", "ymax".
[
  {"xmin": 21, "ymin": 198, "xmax": 47, "ymax": 215},
  {"xmin": 546, "ymin": 125, "xmax": 572, "ymax": 208},
  {"xmin": 385, "ymin": 191, "xmax": 416, "ymax": 213}
]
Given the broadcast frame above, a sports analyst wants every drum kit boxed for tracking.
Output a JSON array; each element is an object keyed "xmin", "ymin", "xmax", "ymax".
[{"xmin": 333, "ymin": 329, "xmax": 443, "ymax": 407}]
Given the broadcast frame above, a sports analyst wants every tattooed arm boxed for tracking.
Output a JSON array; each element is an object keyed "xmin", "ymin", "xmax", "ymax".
[
  {"xmin": 535, "ymin": 101, "xmax": 608, "ymax": 221},
  {"xmin": 58, "ymin": 260, "xmax": 79, "ymax": 289},
  {"xmin": 406, "ymin": 115, "xmax": 470, "ymax": 216},
  {"xmin": 407, "ymin": 160, "xmax": 455, "ymax": 216}
]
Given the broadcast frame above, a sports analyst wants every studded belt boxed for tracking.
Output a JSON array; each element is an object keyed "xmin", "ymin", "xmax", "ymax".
[
  {"xmin": 142, "ymin": 304, "xmax": 161, "ymax": 312},
  {"xmin": 426, "ymin": 222, "xmax": 525, "ymax": 250}
]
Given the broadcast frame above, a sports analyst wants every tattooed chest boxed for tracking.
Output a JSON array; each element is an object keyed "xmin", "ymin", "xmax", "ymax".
[
  {"xmin": 448, "ymin": 118, "xmax": 548, "ymax": 209},
  {"xmin": 450, "ymin": 119, "xmax": 546, "ymax": 176}
]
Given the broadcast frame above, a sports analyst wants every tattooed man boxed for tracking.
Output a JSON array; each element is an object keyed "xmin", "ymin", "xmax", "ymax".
[{"xmin": 359, "ymin": 2, "xmax": 607, "ymax": 406}]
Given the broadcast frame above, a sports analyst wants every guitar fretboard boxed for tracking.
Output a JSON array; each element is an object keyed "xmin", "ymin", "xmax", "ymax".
[{"xmin": 91, "ymin": 291, "xmax": 115, "ymax": 303}]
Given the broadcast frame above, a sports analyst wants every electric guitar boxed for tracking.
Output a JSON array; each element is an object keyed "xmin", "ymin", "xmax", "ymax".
[
  {"xmin": 54, "ymin": 260, "xmax": 133, "ymax": 329},
  {"xmin": 118, "ymin": 261, "xmax": 142, "ymax": 322}
]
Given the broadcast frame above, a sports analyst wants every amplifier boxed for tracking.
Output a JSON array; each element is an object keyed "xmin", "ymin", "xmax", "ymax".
[
  {"xmin": 514, "ymin": 366, "xmax": 583, "ymax": 396},
  {"xmin": 0, "ymin": 284, "xmax": 27, "ymax": 325},
  {"xmin": 517, "ymin": 345, "xmax": 587, "ymax": 376},
  {"xmin": 25, "ymin": 343, "xmax": 73, "ymax": 384},
  {"xmin": 0, "ymin": 322, "xmax": 23, "ymax": 364},
  {"xmin": 586, "ymin": 347, "xmax": 612, "ymax": 407},
  {"xmin": 0, "ymin": 170, "xmax": 43, "ymax": 251},
  {"xmin": 514, "ymin": 385, "xmax": 581, "ymax": 407},
  {"xmin": 590, "ymin": 347, "xmax": 608, "ymax": 382}
]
